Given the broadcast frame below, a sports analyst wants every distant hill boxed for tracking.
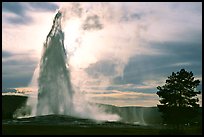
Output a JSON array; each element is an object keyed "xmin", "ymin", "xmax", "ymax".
[
  {"xmin": 2, "ymin": 88, "xmax": 17, "ymax": 93},
  {"xmin": 2, "ymin": 95, "xmax": 28, "ymax": 119},
  {"xmin": 95, "ymin": 103, "xmax": 163, "ymax": 125},
  {"xmin": 2, "ymin": 95, "xmax": 163, "ymax": 124}
]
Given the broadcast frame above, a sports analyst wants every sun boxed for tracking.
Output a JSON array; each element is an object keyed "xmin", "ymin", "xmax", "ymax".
[
  {"xmin": 63, "ymin": 18, "xmax": 97, "ymax": 69},
  {"xmin": 63, "ymin": 18, "xmax": 81, "ymax": 54}
]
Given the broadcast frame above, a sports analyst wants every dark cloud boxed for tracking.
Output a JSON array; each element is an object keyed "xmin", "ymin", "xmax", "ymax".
[
  {"xmin": 28, "ymin": 2, "xmax": 59, "ymax": 12},
  {"xmin": 2, "ymin": 2, "xmax": 27, "ymax": 16},
  {"xmin": 2, "ymin": 2, "xmax": 59, "ymax": 25},
  {"xmin": 2, "ymin": 51, "xmax": 13, "ymax": 58},
  {"xmin": 2, "ymin": 61, "xmax": 37, "ymax": 80},
  {"xmin": 86, "ymin": 60, "xmax": 117, "ymax": 78},
  {"xmin": 131, "ymin": 13, "xmax": 143, "ymax": 20},
  {"xmin": 5, "ymin": 15, "xmax": 33, "ymax": 25},
  {"xmin": 70, "ymin": 3, "xmax": 83, "ymax": 17},
  {"xmin": 2, "ymin": 76, "xmax": 32, "ymax": 89},
  {"xmin": 2, "ymin": 52, "xmax": 38, "ymax": 89},
  {"xmin": 92, "ymin": 94, "xmax": 155, "ymax": 102},
  {"xmin": 113, "ymin": 41, "xmax": 202, "ymax": 89},
  {"xmin": 121, "ymin": 12, "xmax": 144, "ymax": 22},
  {"xmin": 170, "ymin": 2, "xmax": 202, "ymax": 14},
  {"xmin": 2, "ymin": 58, "xmax": 37, "ymax": 66},
  {"xmin": 83, "ymin": 15, "xmax": 103, "ymax": 31},
  {"xmin": 152, "ymin": 41, "xmax": 202, "ymax": 60},
  {"xmin": 2, "ymin": 2, "xmax": 31, "ymax": 25},
  {"xmin": 106, "ymin": 85, "xmax": 156, "ymax": 94},
  {"xmin": 87, "ymin": 91, "xmax": 116, "ymax": 95},
  {"xmin": 2, "ymin": 50, "xmax": 38, "ymax": 62}
]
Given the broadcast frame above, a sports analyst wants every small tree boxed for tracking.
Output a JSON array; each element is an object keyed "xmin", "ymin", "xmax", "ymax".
[{"xmin": 156, "ymin": 69, "xmax": 201, "ymax": 126}]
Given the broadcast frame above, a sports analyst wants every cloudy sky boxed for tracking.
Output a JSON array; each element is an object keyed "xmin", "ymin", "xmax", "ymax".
[{"xmin": 2, "ymin": 2, "xmax": 202, "ymax": 107}]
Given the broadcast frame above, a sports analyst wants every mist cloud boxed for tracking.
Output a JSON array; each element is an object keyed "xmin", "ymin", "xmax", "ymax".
[
  {"xmin": 59, "ymin": 2, "xmax": 202, "ymax": 102},
  {"xmin": 83, "ymin": 15, "xmax": 103, "ymax": 30},
  {"xmin": 2, "ymin": 2, "xmax": 59, "ymax": 25}
]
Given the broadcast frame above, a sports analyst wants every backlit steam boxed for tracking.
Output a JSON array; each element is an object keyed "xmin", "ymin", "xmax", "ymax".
[{"xmin": 15, "ymin": 8, "xmax": 120, "ymax": 122}]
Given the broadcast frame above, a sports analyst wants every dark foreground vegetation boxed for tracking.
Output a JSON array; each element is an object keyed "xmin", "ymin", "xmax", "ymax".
[
  {"xmin": 156, "ymin": 69, "xmax": 202, "ymax": 127},
  {"xmin": 2, "ymin": 95, "xmax": 28, "ymax": 119},
  {"xmin": 2, "ymin": 124, "xmax": 201, "ymax": 135}
]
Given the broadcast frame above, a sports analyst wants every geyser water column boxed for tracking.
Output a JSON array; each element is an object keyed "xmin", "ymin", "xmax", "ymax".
[
  {"xmin": 36, "ymin": 11, "xmax": 74, "ymax": 115},
  {"xmin": 26, "ymin": 9, "xmax": 120, "ymax": 122}
]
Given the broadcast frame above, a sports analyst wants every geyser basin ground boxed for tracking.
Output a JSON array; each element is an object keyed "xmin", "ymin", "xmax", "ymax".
[
  {"xmin": 2, "ymin": 115, "xmax": 156, "ymax": 135},
  {"xmin": 2, "ymin": 95, "xmax": 202, "ymax": 135},
  {"xmin": 2, "ymin": 115, "xmax": 201, "ymax": 135}
]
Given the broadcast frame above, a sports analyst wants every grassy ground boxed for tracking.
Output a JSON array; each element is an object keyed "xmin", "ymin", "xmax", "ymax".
[{"xmin": 2, "ymin": 124, "xmax": 202, "ymax": 135}]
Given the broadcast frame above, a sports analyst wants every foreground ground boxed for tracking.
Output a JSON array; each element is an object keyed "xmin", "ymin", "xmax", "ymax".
[{"xmin": 2, "ymin": 124, "xmax": 202, "ymax": 135}]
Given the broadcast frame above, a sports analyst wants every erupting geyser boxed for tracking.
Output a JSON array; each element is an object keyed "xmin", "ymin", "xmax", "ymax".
[
  {"xmin": 36, "ymin": 11, "xmax": 73, "ymax": 115},
  {"xmin": 14, "ymin": 9, "xmax": 120, "ymax": 122}
]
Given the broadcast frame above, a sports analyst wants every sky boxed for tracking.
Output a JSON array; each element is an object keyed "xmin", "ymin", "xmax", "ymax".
[{"xmin": 2, "ymin": 2, "xmax": 202, "ymax": 107}]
